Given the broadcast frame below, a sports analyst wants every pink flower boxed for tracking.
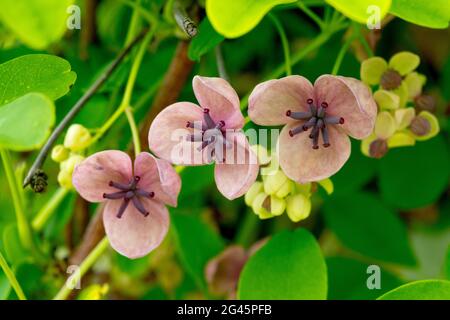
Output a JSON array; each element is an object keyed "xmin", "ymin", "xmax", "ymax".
[
  {"xmin": 72, "ymin": 151, "xmax": 181, "ymax": 259},
  {"xmin": 249, "ymin": 75, "xmax": 377, "ymax": 183},
  {"xmin": 148, "ymin": 76, "xmax": 259, "ymax": 200}
]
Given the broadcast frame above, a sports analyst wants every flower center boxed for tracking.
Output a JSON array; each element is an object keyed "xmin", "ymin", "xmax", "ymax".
[
  {"xmin": 286, "ymin": 99, "xmax": 344, "ymax": 149},
  {"xmin": 186, "ymin": 108, "xmax": 231, "ymax": 161},
  {"xmin": 103, "ymin": 176, "xmax": 155, "ymax": 219},
  {"xmin": 380, "ymin": 69, "xmax": 403, "ymax": 90}
]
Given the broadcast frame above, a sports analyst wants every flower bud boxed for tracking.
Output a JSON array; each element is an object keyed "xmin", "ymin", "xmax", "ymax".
[
  {"xmin": 263, "ymin": 170, "xmax": 288, "ymax": 195},
  {"xmin": 369, "ymin": 139, "xmax": 389, "ymax": 159},
  {"xmin": 51, "ymin": 145, "xmax": 69, "ymax": 163},
  {"xmin": 286, "ymin": 194, "xmax": 311, "ymax": 223},
  {"xmin": 245, "ymin": 182, "xmax": 263, "ymax": 206},
  {"xmin": 64, "ymin": 124, "xmax": 92, "ymax": 151},
  {"xmin": 58, "ymin": 169, "xmax": 73, "ymax": 189},
  {"xmin": 251, "ymin": 193, "xmax": 273, "ymax": 220},
  {"xmin": 274, "ymin": 179, "xmax": 292, "ymax": 198},
  {"xmin": 61, "ymin": 154, "xmax": 85, "ymax": 175},
  {"xmin": 409, "ymin": 111, "xmax": 439, "ymax": 141},
  {"xmin": 77, "ymin": 284, "xmax": 109, "ymax": 300},
  {"xmin": 269, "ymin": 196, "xmax": 286, "ymax": 216},
  {"xmin": 317, "ymin": 178, "xmax": 334, "ymax": 195}
]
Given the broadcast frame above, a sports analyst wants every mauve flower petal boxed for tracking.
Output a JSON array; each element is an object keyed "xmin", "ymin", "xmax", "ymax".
[
  {"xmin": 193, "ymin": 76, "xmax": 244, "ymax": 129},
  {"xmin": 249, "ymin": 75, "xmax": 314, "ymax": 126},
  {"xmin": 103, "ymin": 198, "xmax": 169, "ymax": 259},
  {"xmin": 205, "ymin": 245, "xmax": 248, "ymax": 296},
  {"xmin": 134, "ymin": 152, "xmax": 181, "ymax": 207},
  {"xmin": 314, "ymin": 75, "xmax": 377, "ymax": 139},
  {"xmin": 279, "ymin": 124, "xmax": 351, "ymax": 183},
  {"xmin": 214, "ymin": 132, "xmax": 259, "ymax": 200},
  {"xmin": 72, "ymin": 151, "xmax": 132, "ymax": 203},
  {"xmin": 148, "ymin": 102, "xmax": 210, "ymax": 165}
]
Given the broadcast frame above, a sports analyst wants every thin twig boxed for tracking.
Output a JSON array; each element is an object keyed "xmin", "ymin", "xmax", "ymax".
[
  {"xmin": 23, "ymin": 29, "xmax": 149, "ymax": 189},
  {"xmin": 173, "ymin": 1, "xmax": 197, "ymax": 38},
  {"xmin": 215, "ymin": 44, "xmax": 229, "ymax": 81}
]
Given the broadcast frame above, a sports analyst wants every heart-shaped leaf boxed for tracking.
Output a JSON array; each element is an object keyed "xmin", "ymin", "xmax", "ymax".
[
  {"xmin": 390, "ymin": 0, "xmax": 450, "ymax": 29},
  {"xmin": 379, "ymin": 136, "xmax": 450, "ymax": 209},
  {"xmin": 323, "ymin": 192, "xmax": 416, "ymax": 266},
  {"xmin": 0, "ymin": 54, "xmax": 76, "ymax": 107},
  {"xmin": 206, "ymin": 0, "xmax": 296, "ymax": 38},
  {"xmin": 238, "ymin": 228, "xmax": 327, "ymax": 299},
  {"xmin": 0, "ymin": 93, "xmax": 55, "ymax": 151},
  {"xmin": 0, "ymin": 0, "xmax": 74, "ymax": 49},
  {"xmin": 326, "ymin": 0, "xmax": 391, "ymax": 24},
  {"xmin": 188, "ymin": 17, "xmax": 225, "ymax": 61},
  {"xmin": 377, "ymin": 280, "xmax": 450, "ymax": 299}
]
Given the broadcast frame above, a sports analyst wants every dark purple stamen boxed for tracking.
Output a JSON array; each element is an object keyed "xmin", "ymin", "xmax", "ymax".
[
  {"xmin": 287, "ymin": 99, "xmax": 345, "ymax": 149},
  {"xmin": 185, "ymin": 108, "xmax": 229, "ymax": 160},
  {"xmin": 103, "ymin": 176, "xmax": 155, "ymax": 219}
]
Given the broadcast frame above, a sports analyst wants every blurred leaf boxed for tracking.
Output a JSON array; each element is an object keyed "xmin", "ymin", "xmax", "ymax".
[
  {"xmin": 326, "ymin": 0, "xmax": 391, "ymax": 24},
  {"xmin": 178, "ymin": 165, "xmax": 215, "ymax": 202},
  {"xmin": 206, "ymin": 0, "xmax": 296, "ymax": 38},
  {"xmin": 390, "ymin": 0, "xmax": 450, "ymax": 29},
  {"xmin": 327, "ymin": 256, "xmax": 403, "ymax": 300},
  {"xmin": 14, "ymin": 263, "xmax": 46, "ymax": 299},
  {"xmin": 171, "ymin": 213, "xmax": 225, "ymax": 290},
  {"xmin": 379, "ymin": 136, "xmax": 450, "ymax": 209},
  {"xmin": 143, "ymin": 286, "xmax": 168, "ymax": 300},
  {"xmin": 323, "ymin": 192, "xmax": 416, "ymax": 266},
  {"xmin": 0, "ymin": 0, "xmax": 73, "ymax": 49},
  {"xmin": 445, "ymin": 247, "xmax": 450, "ymax": 280},
  {"xmin": 377, "ymin": 280, "xmax": 450, "ymax": 299},
  {"xmin": 0, "ymin": 54, "xmax": 76, "ymax": 106},
  {"xmin": 97, "ymin": 0, "xmax": 131, "ymax": 49},
  {"xmin": 2, "ymin": 224, "xmax": 29, "ymax": 265},
  {"xmin": 0, "ymin": 93, "xmax": 55, "ymax": 151},
  {"xmin": 114, "ymin": 252, "xmax": 150, "ymax": 278},
  {"xmin": 238, "ymin": 228, "xmax": 327, "ymax": 299},
  {"xmin": 0, "ymin": 269, "xmax": 11, "ymax": 300},
  {"xmin": 43, "ymin": 192, "xmax": 76, "ymax": 242},
  {"xmin": 188, "ymin": 17, "xmax": 224, "ymax": 61}
]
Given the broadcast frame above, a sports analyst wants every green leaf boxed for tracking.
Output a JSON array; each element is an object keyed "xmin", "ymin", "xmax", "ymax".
[
  {"xmin": 377, "ymin": 280, "xmax": 450, "ymax": 300},
  {"xmin": 327, "ymin": 257, "xmax": 403, "ymax": 300},
  {"xmin": 445, "ymin": 246, "xmax": 450, "ymax": 280},
  {"xmin": 0, "ymin": 54, "xmax": 76, "ymax": 106},
  {"xmin": 206, "ymin": 0, "xmax": 297, "ymax": 38},
  {"xmin": 390, "ymin": 0, "xmax": 450, "ymax": 29},
  {"xmin": 238, "ymin": 228, "xmax": 327, "ymax": 299},
  {"xmin": 0, "ymin": 93, "xmax": 55, "ymax": 151},
  {"xmin": 0, "ymin": 0, "xmax": 73, "ymax": 49},
  {"xmin": 379, "ymin": 136, "xmax": 450, "ymax": 209},
  {"xmin": 332, "ymin": 141, "xmax": 377, "ymax": 196},
  {"xmin": 326, "ymin": 0, "xmax": 391, "ymax": 24},
  {"xmin": 2, "ymin": 224, "xmax": 29, "ymax": 265},
  {"xmin": 171, "ymin": 213, "xmax": 225, "ymax": 290},
  {"xmin": 0, "ymin": 269, "xmax": 11, "ymax": 300},
  {"xmin": 188, "ymin": 17, "xmax": 225, "ymax": 61},
  {"xmin": 323, "ymin": 192, "xmax": 416, "ymax": 266}
]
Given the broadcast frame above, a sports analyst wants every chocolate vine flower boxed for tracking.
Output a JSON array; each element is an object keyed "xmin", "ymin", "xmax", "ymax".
[
  {"xmin": 249, "ymin": 75, "xmax": 377, "ymax": 183},
  {"xmin": 149, "ymin": 76, "xmax": 259, "ymax": 200},
  {"xmin": 72, "ymin": 151, "xmax": 181, "ymax": 259},
  {"xmin": 361, "ymin": 52, "xmax": 421, "ymax": 109}
]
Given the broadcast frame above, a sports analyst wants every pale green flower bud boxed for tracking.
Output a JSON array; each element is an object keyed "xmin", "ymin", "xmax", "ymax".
[
  {"xmin": 51, "ymin": 145, "xmax": 70, "ymax": 163},
  {"xmin": 245, "ymin": 181, "xmax": 263, "ymax": 206},
  {"xmin": 251, "ymin": 193, "xmax": 273, "ymax": 220},
  {"xmin": 274, "ymin": 179, "xmax": 292, "ymax": 198},
  {"xmin": 269, "ymin": 196, "xmax": 286, "ymax": 216},
  {"xmin": 64, "ymin": 124, "xmax": 92, "ymax": 152},
  {"xmin": 61, "ymin": 154, "xmax": 85, "ymax": 175},
  {"xmin": 286, "ymin": 194, "xmax": 311, "ymax": 223},
  {"xmin": 58, "ymin": 169, "xmax": 73, "ymax": 189},
  {"xmin": 317, "ymin": 178, "xmax": 334, "ymax": 195},
  {"xmin": 77, "ymin": 284, "xmax": 109, "ymax": 300},
  {"xmin": 263, "ymin": 170, "xmax": 288, "ymax": 195}
]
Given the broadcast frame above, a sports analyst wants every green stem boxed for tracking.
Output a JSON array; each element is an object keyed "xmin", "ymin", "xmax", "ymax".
[
  {"xmin": 90, "ymin": 26, "xmax": 156, "ymax": 146},
  {"xmin": 53, "ymin": 237, "xmax": 109, "ymax": 300},
  {"xmin": 32, "ymin": 188, "xmax": 69, "ymax": 232},
  {"xmin": 331, "ymin": 34, "xmax": 357, "ymax": 75},
  {"xmin": 0, "ymin": 249, "xmax": 27, "ymax": 300},
  {"xmin": 268, "ymin": 13, "xmax": 292, "ymax": 76},
  {"xmin": 297, "ymin": 1, "xmax": 324, "ymax": 29},
  {"xmin": 125, "ymin": 108, "xmax": 142, "ymax": 156},
  {"xmin": 0, "ymin": 149, "xmax": 34, "ymax": 251}
]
